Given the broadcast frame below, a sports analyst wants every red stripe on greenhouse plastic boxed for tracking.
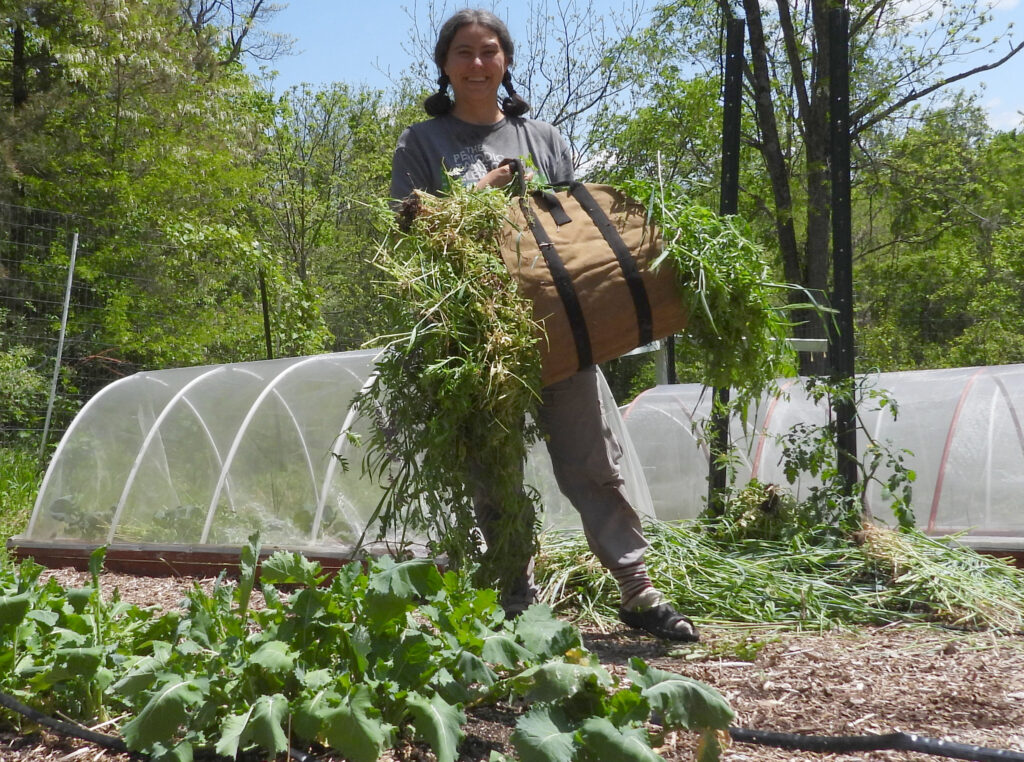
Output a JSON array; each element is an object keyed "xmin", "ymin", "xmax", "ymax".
[
  {"xmin": 750, "ymin": 378, "xmax": 799, "ymax": 480},
  {"xmin": 928, "ymin": 367, "xmax": 985, "ymax": 533}
]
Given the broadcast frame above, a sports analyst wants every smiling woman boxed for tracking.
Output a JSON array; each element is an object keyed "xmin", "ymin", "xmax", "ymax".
[{"xmin": 386, "ymin": 8, "xmax": 700, "ymax": 642}]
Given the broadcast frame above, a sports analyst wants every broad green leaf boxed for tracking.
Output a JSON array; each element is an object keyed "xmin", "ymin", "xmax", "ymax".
[
  {"xmin": 433, "ymin": 666, "xmax": 473, "ymax": 705},
  {"xmin": 122, "ymin": 680, "xmax": 206, "ymax": 750},
  {"xmin": 480, "ymin": 631, "xmax": 534, "ymax": 668},
  {"xmin": 627, "ymin": 658, "xmax": 733, "ymax": 730},
  {"xmin": 511, "ymin": 661, "xmax": 612, "ymax": 703},
  {"xmin": 290, "ymin": 587, "xmax": 326, "ymax": 624},
  {"xmin": 0, "ymin": 592, "xmax": 31, "ymax": 628},
  {"xmin": 112, "ymin": 651, "xmax": 172, "ymax": 698},
  {"xmin": 605, "ymin": 686, "xmax": 650, "ymax": 726},
  {"xmin": 367, "ymin": 557, "xmax": 444, "ymax": 599},
  {"xmin": 575, "ymin": 717, "xmax": 662, "ymax": 762},
  {"xmin": 455, "ymin": 651, "xmax": 497, "ymax": 687},
  {"xmin": 236, "ymin": 532, "xmax": 262, "ymax": 614},
  {"xmin": 35, "ymin": 646, "xmax": 104, "ymax": 687},
  {"xmin": 65, "ymin": 587, "xmax": 93, "ymax": 614},
  {"xmin": 148, "ymin": 739, "xmax": 194, "ymax": 762},
  {"xmin": 406, "ymin": 691, "xmax": 465, "ymax": 762},
  {"xmin": 300, "ymin": 668, "xmax": 334, "ymax": 690},
  {"xmin": 260, "ymin": 550, "xmax": 324, "ymax": 587},
  {"xmin": 513, "ymin": 605, "xmax": 581, "ymax": 658},
  {"xmin": 26, "ymin": 608, "xmax": 59, "ymax": 627},
  {"xmin": 511, "ymin": 705, "xmax": 577, "ymax": 762},
  {"xmin": 249, "ymin": 640, "xmax": 295, "ymax": 674},
  {"xmin": 293, "ymin": 687, "xmax": 341, "ymax": 741},
  {"xmin": 216, "ymin": 693, "xmax": 289, "ymax": 759},
  {"xmin": 391, "ymin": 629, "xmax": 439, "ymax": 687},
  {"xmin": 363, "ymin": 590, "xmax": 409, "ymax": 631},
  {"xmin": 320, "ymin": 684, "xmax": 392, "ymax": 762}
]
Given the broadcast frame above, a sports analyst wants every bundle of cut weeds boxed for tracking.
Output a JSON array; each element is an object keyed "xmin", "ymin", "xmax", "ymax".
[
  {"xmin": 356, "ymin": 176, "xmax": 797, "ymax": 595},
  {"xmin": 621, "ymin": 177, "xmax": 802, "ymax": 406},
  {"xmin": 356, "ymin": 181, "xmax": 544, "ymax": 593},
  {"xmin": 536, "ymin": 519, "xmax": 1024, "ymax": 633}
]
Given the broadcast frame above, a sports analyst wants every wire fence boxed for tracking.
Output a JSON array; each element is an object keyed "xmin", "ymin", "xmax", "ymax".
[
  {"xmin": 2, "ymin": 203, "xmax": 118, "ymax": 451},
  {"xmin": 1, "ymin": 201, "xmax": 279, "ymax": 454}
]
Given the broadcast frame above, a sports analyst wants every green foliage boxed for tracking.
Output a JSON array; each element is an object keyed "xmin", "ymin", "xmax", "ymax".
[
  {"xmin": 853, "ymin": 101, "xmax": 1024, "ymax": 371},
  {"xmin": 505, "ymin": 651, "xmax": 732, "ymax": 762},
  {"xmin": 769, "ymin": 376, "xmax": 916, "ymax": 533},
  {"xmin": 619, "ymin": 178, "xmax": 799, "ymax": 408},
  {"xmin": 0, "ymin": 535, "xmax": 733, "ymax": 761},
  {"xmin": 257, "ymin": 83, "xmax": 419, "ymax": 350},
  {"xmin": 0, "ymin": 342, "xmax": 47, "ymax": 435},
  {"xmin": 0, "ymin": 446, "xmax": 41, "ymax": 553},
  {"xmin": 354, "ymin": 181, "xmax": 545, "ymax": 595}
]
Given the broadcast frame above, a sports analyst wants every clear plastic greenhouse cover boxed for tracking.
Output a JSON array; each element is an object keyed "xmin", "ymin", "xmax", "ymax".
[
  {"xmin": 621, "ymin": 363, "xmax": 1024, "ymax": 553},
  {"xmin": 13, "ymin": 350, "xmax": 654, "ymax": 571},
  {"xmin": 13, "ymin": 356, "xmax": 1024, "ymax": 571}
]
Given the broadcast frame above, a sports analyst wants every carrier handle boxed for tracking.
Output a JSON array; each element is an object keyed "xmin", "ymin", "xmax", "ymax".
[{"xmin": 498, "ymin": 157, "xmax": 572, "ymax": 226}]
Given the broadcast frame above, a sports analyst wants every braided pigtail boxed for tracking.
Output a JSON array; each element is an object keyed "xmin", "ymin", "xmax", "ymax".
[
  {"xmin": 424, "ymin": 74, "xmax": 454, "ymax": 116},
  {"xmin": 500, "ymin": 71, "xmax": 530, "ymax": 116}
]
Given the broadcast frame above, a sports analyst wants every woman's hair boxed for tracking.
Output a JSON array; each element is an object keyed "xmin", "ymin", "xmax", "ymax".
[{"xmin": 423, "ymin": 8, "xmax": 530, "ymax": 118}]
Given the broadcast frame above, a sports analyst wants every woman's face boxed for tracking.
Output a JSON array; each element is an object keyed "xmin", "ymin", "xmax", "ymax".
[{"xmin": 443, "ymin": 23, "xmax": 508, "ymax": 106}]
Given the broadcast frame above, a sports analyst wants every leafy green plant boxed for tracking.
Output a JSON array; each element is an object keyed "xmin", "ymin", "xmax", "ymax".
[
  {"xmin": 2, "ymin": 535, "xmax": 734, "ymax": 761},
  {"xmin": 0, "ymin": 343, "xmax": 48, "ymax": 436},
  {"xmin": 774, "ymin": 375, "xmax": 917, "ymax": 533},
  {"xmin": 0, "ymin": 446, "xmax": 42, "ymax": 549}
]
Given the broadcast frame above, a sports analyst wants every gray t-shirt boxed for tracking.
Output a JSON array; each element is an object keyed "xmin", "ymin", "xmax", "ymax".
[{"xmin": 390, "ymin": 114, "xmax": 575, "ymax": 199}]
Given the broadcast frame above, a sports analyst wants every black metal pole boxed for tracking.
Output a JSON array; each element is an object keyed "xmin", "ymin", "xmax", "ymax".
[
  {"xmin": 707, "ymin": 16, "xmax": 745, "ymax": 516},
  {"xmin": 828, "ymin": 8, "xmax": 858, "ymax": 494},
  {"xmin": 259, "ymin": 268, "xmax": 274, "ymax": 360}
]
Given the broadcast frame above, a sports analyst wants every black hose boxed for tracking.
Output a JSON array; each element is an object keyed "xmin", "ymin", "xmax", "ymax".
[
  {"xmin": 0, "ymin": 690, "xmax": 132, "ymax": 754},
  {"xmin": 0, "ymin": 690, "xmax": 311, "ymax": 761},
  {"xmin": 729, "ymin": 727, "xmax": 1024, "ymax": 761}
]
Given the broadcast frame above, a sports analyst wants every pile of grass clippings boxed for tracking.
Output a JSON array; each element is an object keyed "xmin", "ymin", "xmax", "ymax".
[
  {"xmin": 355, "ymin": 181, "xmax": 544, "ymax": 593},
  {"xmin": 536, "ymin": 518, "xmax": 1024, "ymax": 634}
]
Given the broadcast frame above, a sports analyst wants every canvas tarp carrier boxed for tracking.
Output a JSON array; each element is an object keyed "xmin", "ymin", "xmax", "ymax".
[{"xmin": 499, "ymin": 166, "xmax": 688, "ymax": 386}]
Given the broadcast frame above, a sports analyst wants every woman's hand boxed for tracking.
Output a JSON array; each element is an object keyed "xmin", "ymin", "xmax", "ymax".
[{"xmin": 475, "ymin": 163, "xmax": 532, "ymax": 189}]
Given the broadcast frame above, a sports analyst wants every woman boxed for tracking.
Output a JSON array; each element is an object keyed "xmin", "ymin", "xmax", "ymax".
[{"xmin": 390, "ymin": 8, "xmax": 698, "ymax": 642}]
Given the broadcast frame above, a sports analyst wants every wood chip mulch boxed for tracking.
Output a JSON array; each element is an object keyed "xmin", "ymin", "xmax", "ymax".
[{"xmin": 2, "ymin": 570, "xmax": 1022, "ymax": 762}]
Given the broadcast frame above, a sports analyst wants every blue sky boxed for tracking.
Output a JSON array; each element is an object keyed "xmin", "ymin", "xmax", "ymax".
[{"xmin": 254, "ymin": 0, "xmax": 1024, "ymax": 131}]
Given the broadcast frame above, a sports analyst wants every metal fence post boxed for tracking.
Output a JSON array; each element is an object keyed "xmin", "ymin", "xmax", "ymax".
[{"xmin": 40, "ymin": 231, "xmax": 79, "ymax": 461}]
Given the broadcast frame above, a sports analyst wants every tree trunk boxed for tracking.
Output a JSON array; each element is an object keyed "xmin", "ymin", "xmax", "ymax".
[{"xmin": 13, "ymin": 23, "xmax": 28, "ymax": 108}]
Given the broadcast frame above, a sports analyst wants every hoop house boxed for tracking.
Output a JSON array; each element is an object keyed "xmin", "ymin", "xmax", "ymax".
[
  {"xmin": 10, "ymin": 351, "xmax": 653, "ymax": 573},
  {"xmin": 621, "ymin": 364, "xmax": 1024, "ymax": 555}
]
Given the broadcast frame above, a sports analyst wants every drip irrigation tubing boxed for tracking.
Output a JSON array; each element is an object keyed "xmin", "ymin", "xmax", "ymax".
[
  {"xmin": 729, "ymin": 727, "xmax": 1024, "ymax": 760},
  {"xmin": 0, "ymin": 690, "xmax": 312, "ymax": 761}
]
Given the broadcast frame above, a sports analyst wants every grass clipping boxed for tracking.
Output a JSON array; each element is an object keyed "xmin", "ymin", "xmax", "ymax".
[
  {"xmin": 537, "ymin": 519, "xmax": 1024, "ymax": 633},
  {"xmin": 356, "ymin": 182, "xmax": 544, "ymax": 593},
  {"xmin": 357, "ymin": 179, "xmax": 793, "ymax": 595}
]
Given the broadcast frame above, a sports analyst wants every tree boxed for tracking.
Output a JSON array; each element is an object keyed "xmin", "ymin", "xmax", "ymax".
[
  {"xmin": 855, "ymin": 108, "xmax": 1024, "ymax": 370},
  {"xmin": 595, "ymin": 0, "xmax": 1023, "ymax": 372},
  {"xmin": 1, "ymin": 0, "xmax": 326, "ymax": 400},
  {"xmin": 179, "ymin": 0, "xmax": 292, "ymax": 70},
  {"xmin": 255, "ymin": 82, "xmax": 423, "ymax": 350}
]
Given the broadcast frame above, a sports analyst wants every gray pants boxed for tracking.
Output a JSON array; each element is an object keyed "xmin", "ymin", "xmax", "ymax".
[{"xmin": 474, "ymin": 365, "xmax": 649, "ymax": 612}]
